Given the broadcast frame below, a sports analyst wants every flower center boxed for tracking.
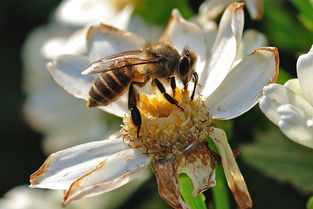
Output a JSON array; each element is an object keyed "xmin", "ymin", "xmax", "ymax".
[{"xmin": 121, "ymin": 88, "xmax": 212, "ymax": 158}]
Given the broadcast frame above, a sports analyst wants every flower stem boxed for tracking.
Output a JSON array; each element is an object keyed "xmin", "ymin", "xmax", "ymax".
[
  {"xmin": 211, "ymin": 165, "xmax": 230, "ymax": 209},
  {"xmin": 178, "ymin": 173, "xmax": 207, "ymax": 209}
]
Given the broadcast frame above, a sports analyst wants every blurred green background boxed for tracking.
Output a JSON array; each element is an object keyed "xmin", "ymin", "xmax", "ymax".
[{"xmin": 0, "ymin": 0, "xmax": 313, "ymax": 209}]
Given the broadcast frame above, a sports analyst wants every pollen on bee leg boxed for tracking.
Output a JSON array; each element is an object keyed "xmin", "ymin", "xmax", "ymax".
[{"xmin": 121, "ymin": 88, "xmax": 212, "ymax": 158}]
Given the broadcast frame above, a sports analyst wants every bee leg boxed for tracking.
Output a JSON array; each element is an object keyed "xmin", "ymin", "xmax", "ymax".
[
  {"xmin": 190, "ymin": 71, "xmax": 198, "ymax": 101},
  {"xmin": 153, "ymin": 78, "xmax": 184, "ymax": 111},
  {"xmin": 170, "ymin": 77, "xmax": 176, "ymax": 98},
  {"xmin": 128, "ymin": 82, "xmax": 141, "ymax": 138}
]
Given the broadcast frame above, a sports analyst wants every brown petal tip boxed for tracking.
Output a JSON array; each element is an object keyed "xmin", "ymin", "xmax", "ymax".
[
  {"xmin": 30, "ymin": 155, "xmax": 54, "ymax": 186},
  {"xmin": 230, "ymin": 182, "xmax": 253, "ymax": 209}
]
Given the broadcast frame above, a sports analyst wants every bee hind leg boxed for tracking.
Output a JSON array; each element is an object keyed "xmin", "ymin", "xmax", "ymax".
[{"xmin": 153, "ymin": 78, "xmax": 184, "ymax": 111}]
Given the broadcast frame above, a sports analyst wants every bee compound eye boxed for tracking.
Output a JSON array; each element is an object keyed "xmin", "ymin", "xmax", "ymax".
[{"xmin": 178, "ymin": 56, "xmax": 190, "ymax": 77}]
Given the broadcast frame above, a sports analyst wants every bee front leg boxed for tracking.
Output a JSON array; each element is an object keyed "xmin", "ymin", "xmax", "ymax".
[
  {"xmin": 190, "ymin": 71, "xmax": 198, "ymax": 101},
  {"xmin": 128, "ymin": 82, "xmax": 141, "ymax": 138},
  {"xmin": 153, "ymin": 78, "xmax": 184, "ymax": 111},
  {"xmin": 170, "ymin": 77, "xmax": 176, "ymax": 98}
]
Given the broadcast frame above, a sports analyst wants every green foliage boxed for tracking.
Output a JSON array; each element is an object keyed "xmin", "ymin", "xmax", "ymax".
[
  {"xmin": 178, "ymin": 173, "xmax": 207, "ymax": 209},
  {"xmin": 290, "ymin": 0, "xmax": 313, "ymax": 32},
  {"xmin": 240, "ymin": 126, "xmax": 313, "ymax": 194},
  {"xmin": 211, "ymin": 165, "xmax": 230, "ymax": 209},
  {"xmin": 307, "ymin": 196, "xmax": 313, "ymax": 209},
  {"xmin": 263, "ymin": 0, "xmax": 313, "ymax": 53},
  {"xmin": 134, "ymin": 0, "xmax": 194, "ymax": 25},
  {"xmin": 277, "ymin": 69, "xmax": 293, "ymax": 84}
]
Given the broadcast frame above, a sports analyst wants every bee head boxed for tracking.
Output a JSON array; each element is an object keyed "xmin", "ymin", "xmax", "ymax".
[{"xmin": 177, "ymin": 48, "xmax": 197, "ymax": 87}]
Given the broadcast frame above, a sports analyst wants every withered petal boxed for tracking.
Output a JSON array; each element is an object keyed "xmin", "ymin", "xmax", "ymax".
[
  {"xmin": 176, "ymin": 142, "xmax": 216, "ymax": 196},
  {"xmin": 152, "ymin": 157, "xmax": 189, "ymax": 209},
  {"xmin": 209, "ymin": 128, "xmax": 252, "ymax": 209}
]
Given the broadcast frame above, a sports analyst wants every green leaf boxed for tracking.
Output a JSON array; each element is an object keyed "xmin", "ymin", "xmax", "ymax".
[
  {"xmin": 134, "ymin": 0, "xmax": 194, "ymax": 25},
  {"xmin": 263, "ymin": 1, "xmax": 313, "ymax": 53},
  {"xmin": 290, "ymin": 0, "xmax": 313, "ymax": 32},
  {"xmin": 277, "ymin": 69, "xmax": 294, "ymax": 85},
  {"xmin": 211, "ymin": 165, "xmax": 230, "ymax": 209},
  {"xmin": 240, "ymin": 126, "xmax": 313, "ymax": 194},
  {"xmin": 307, "ymin": 196, "xmax": 313, "ymax": 209},
  {"xmin": 178, "ymin": 173, "xmax": 207, "ymax": 209}
]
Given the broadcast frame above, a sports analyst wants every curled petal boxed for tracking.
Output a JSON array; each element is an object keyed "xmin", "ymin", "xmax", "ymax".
[
  {"xmin": 30, "ymin": 136, "xmax": 149, "ymax": 195},
  {"xmin": 87, "ymin": 24, "xmax": 145, "ymax": 61},
  {"xmin": 47, "ymin": 55, "xmax": 128, "ymax": 117},
  {"xmin": 200, "ymin": 3, "xmax": 244, "ymax": 97},
  {"xmin": 297, "ymin": 45, "xmax": 313, "ymax": 105},
  {"xmin": 206, "ymin": 47, "xmax": 279, "ymax": 120},
  {"xmin": 209, "ymin": 128, "xmax": 252, "ymax": 209},
  {"xmin": 277, "ymin": 104, "xmax": 313, "ymax": 148},
  {"xmin": 176, "ymin": 142, "xmax": 216, "ymax": 196},
  {"xmin": 152, "ymin": 158, "xmax": 189, "ymax": 209},
  {"xmin": 160, "ymin": 9, "xmax": 206, "ymax": 78},
  {"xmin": 260, "ymin": 84, "xmax": 313, "ymax": 126}
]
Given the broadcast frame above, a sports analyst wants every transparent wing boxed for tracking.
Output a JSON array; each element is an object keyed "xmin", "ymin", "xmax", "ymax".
[{"xmin": 82, "ymin": 50, "xmax": 159, "ymax": 75}]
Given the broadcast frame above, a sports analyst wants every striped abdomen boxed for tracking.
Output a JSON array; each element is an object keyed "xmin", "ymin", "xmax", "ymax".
[{"xmin": 87, "ymin": 68, "xmax": 132, "ymax": 107}]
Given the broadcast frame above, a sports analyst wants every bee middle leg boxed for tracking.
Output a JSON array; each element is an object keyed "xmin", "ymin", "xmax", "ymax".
[
  {"xmin": 153, "ymin": 78, "xmax": 184, "ymax": 111},
  {"xmin": 169, "ymin": 77, "xmax": 176, "ymax": 98}
]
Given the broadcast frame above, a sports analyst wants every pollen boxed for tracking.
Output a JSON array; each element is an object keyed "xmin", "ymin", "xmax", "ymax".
[{"xmin": 121, "ymin": 88, "xmax": 212, "ymax": 158}]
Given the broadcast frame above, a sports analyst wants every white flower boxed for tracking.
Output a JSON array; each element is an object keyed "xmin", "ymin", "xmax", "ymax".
[
  {"xmin": 199, "ymin": 0, "xmax": 263, "ymax": 20},
  {"xmin": 22, "ymin": 0, "xmax": 161, "ymax": 153},
  {"xmin": 260, "ymin": 45, "xmax": 313, "ymax": 149},
  {"xmin": 30, "ymin": 3, "xmax": 278, "ymax": 209}
]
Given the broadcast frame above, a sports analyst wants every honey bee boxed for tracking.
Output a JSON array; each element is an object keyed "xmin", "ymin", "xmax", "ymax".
[{"xmin": 82, "ymin": 41, "xmax": 198, "ymax": 137}]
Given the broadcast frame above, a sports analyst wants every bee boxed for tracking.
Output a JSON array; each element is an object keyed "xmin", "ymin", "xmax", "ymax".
[{"xmin": 82, "ymin": 41, "xmax": 198, "ymax": 137}]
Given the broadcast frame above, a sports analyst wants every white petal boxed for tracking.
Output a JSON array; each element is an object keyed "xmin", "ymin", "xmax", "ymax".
[
  {"xmin": 209, "ymin": 128, "xmax": 252, "ymax": 209},
  {"xmin": 87, "ymin": 24, "xmax": 145, "ymax": 61},
  {"xmin": 245, "ymin": 0, "xmax": 263, "ymax": 20},
  {"xmin": 30, "ymin": 136, "xmax": 149, "ymax": 192},
  {"xmin": 54, "ymin": 0, "xmax": 133, "ymax": 29},
  {"xmin": 47, "ymin": 55, "xmax": 128, "ymax": 117},
  {"xmin": 200, "ymin": 3, "xmax": 244, "ymax": 97},
  {"xmin": 277, "ymin": 104, "xmax": 313, "ymax": 148},
  {"xmin": 206, "ymin": 47, "xmax": 279, "ymax": 120},
  {"xmin": 284, "ymin": 78, "xmax": 305, "ymax": 98},
  {"xmin": 62, "ymin": 151, "xmax": 149, "ymax": 206},
  {"xmin": 160, "ymin": 9, "xmax": 206, "ymax": 76},
  {"xmin": 198, "ymin": 0, "xmax": 233, "ymax": 20},
  {"xmin": 260, "ymin": 84, "xmax": 313, "ymax": 125},
  {"xmin": 297, "ymin": 45, "xmax": 313, "ymax": 105},
  {"xmin": 235, "ymin": 29, "xmax": 267, "ymax": 62}
]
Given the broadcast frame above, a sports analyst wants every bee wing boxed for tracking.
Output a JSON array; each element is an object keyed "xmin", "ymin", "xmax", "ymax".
[{"xmin": 82, "ymin": 50, "xmax": 159, "ymax": 75}]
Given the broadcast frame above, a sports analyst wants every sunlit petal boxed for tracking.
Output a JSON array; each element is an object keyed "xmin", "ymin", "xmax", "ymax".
[
  {"xmin": 200, "ymin": 3, "xmax": 244, "ymax": 97},
  {"xmin": 297, "ymin": 45, "xmax": 313, "ymax": 105},
  {"xmin": 260, "ymin": 84, "xmax": 313, "ymax": 125},
  {"xmin": 206, "ymin": 48, "xmax": 279, "ymax": 120},
  {"xmin": 277, "ymin": 104, "xmax": 313, "ymax": 148}
]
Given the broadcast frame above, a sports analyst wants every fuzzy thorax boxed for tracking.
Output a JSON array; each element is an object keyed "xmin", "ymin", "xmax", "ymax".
[{"xmin": 122, "ymin": 88, "xmax": 212, "ymax": 158}]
